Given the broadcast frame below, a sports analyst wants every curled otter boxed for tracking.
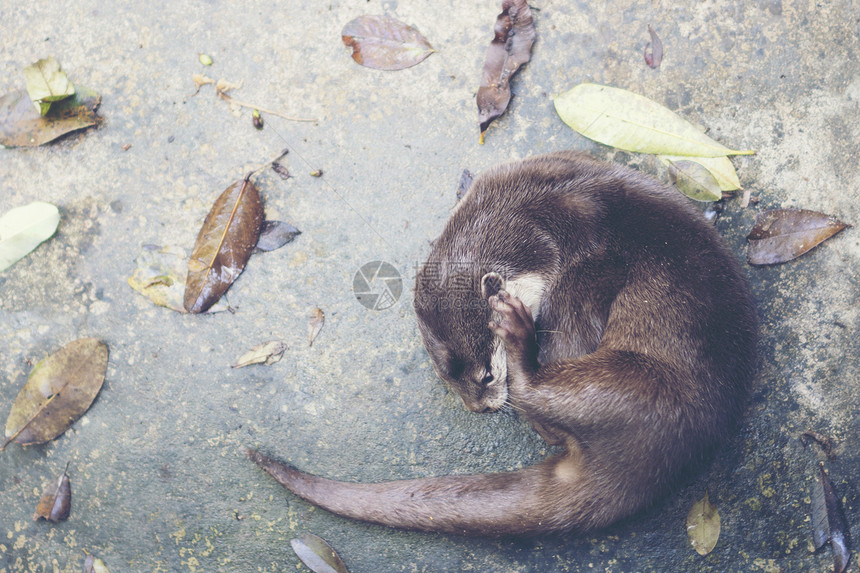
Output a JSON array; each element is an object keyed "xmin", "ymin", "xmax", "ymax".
[{"xmin": 247, "ymin": 151, "xmax": 757, "ymax": 536}]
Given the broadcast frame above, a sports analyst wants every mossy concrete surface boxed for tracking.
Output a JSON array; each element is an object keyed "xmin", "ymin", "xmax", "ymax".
[{"xmin": 1, "ymin": 1, "xmax": 858, "ymax": 572}]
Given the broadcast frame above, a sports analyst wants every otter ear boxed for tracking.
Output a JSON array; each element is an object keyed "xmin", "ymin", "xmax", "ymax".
[{"xmin": 481, "ymin": 272, "xmax": 505, "ymax": 299}]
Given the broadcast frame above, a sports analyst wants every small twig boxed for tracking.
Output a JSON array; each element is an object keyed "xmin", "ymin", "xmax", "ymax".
[
  {"xmin": 248, "ymin": 148, "xmax": 291, "ymax": 179},
  {"xmin": 218, "ymin": 92, "xmax": 317, "ymax": 123}
]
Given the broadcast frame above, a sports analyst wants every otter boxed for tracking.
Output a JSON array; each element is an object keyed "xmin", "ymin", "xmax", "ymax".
[{"xmin": 247, "ymin": 151, "xmax": 757, "ymax": 536}]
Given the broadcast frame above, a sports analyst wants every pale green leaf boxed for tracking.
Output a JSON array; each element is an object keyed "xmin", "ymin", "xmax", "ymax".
[
  {"xmin": 666, "ymin": 159, "xmax": 723, "ymax": 202},
  {"xmin": 23, "ymin": 57, "xmax": 75, "ymax": 116},
  {"xmin": 554, "ymin": 83, "xmax": 754, "ymax": 158},
  {"xmin": 686, "ymin": 490, "xmax": 721, "ymax": 556},
  {"xmin": 0, "ymin": 202, "xmax": 60, "ymax": 272},
  {"xmin": 659, "ymin": 155, "xmax": 741, "ymax": 191}
]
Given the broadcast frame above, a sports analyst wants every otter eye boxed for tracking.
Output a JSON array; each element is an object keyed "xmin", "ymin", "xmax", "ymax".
[{"xmin": 481, "ymin": 373, "xmax": 494, "ymax": 386}]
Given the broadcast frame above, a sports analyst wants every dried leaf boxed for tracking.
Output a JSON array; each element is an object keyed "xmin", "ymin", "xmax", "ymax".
[
  {"xmin": 215, "ymin": 78, "xmax": 243, "ymax": 93},
  {"xmin": 3, "ymin": 338, "xmax": 108, "ymax": 451},
  {"xmin": 801, "ymin": 430, "xmax": 836, "ymax": 460},
  {"xmin": 746, "ymin": 209, "xmax": 849, "ymax": 265},
  {"xmin": 0, "ymin": 202, "xmax": 60, "ymax": 272},
  {"xmin": 644, "ymin": 25, "xmax": 663, "ymax": 69},
  {"xmin": 83, "ymin": 555, "xmax": 110, "ymax": 573},
  {"xmin": 554, "ymin": 83, "xmax": 754, "ymax": 157},
  {"xmin": 23, "ymin": 57, "xmax": 75, "ymax": 115},
  {"xmin": 290, "ymin": 534, "xmax": 349, "ymax": 573},
  {"xmin": 255, "ymin": 221, "xmax": 301, "ymax": 252},
  {"xmin": 271, "ymin": 161, "xmax": 290, "ymax": 180},
  {"xmin": 0, "ymin": 86, "xmax": 101, "ymax": 147},
  {"xmin": 192, "ymin": 74, "xmax": 215, "ymax": 91},
  {"xmin": 308, "ymin": 308, "xmax": 325, "ymax": 347},
  {"xmin": 477, "ymin": 0, "xmax": 535, "ymax": 140},
  {"xmin": 686, "ymin": 490, "xmax": 720, "ymax": 556},
  {"xmin": 232, "ymin": 341, "xmax": 288, "ymax": 368},
  {"xmin": 128, "ymin": 245, "xmax": 228, "ymax": 313},
  {"xmin": 341, "ymin": 15, "xmax": 435, "ymax": 71},
  {"xmin": 667, "ymin": 159, "xmax": 723, "ymax": 202},
  {"xmin": 456, "ymin": 169, "xmax": 474, "ymax": 202},
  {"xmin": 811, "ymin": 463, "xmax": 850, "ymax": 572},
  {"xmin": 658, "ymin": 155, "xmax": 741, "ymax": 191},
  {"xmin": 34, "ymin": 465, "xmax": 71, "ymax": 522},
  {"xmin": 183, "ymin": 177, "xmax": 263, "ymax": 313}
]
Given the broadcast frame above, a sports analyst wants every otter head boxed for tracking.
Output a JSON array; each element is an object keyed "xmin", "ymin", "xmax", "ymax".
[{"xmin": 414, "ymin": 269, "xmax": 508, "ymax": 413}]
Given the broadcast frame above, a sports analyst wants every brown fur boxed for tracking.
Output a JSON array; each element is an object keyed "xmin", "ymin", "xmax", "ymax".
[{"xmin": 248, "ymin": 151, "xmax": 757, "ymax": 536}]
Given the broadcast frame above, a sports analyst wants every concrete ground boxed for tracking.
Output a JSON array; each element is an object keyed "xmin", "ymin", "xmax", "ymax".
[{"xmin": 1, "ymin": 1, "xmax": 858, "ymax": 571}]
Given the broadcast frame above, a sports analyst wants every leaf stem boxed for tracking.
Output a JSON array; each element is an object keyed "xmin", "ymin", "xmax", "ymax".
[{"xmin": 218, "ymin": 92, "xmax": 318, "ymax": 123}]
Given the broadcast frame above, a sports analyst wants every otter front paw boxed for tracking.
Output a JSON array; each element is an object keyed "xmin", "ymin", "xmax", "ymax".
[{"xmin": 488, "ymin": 290, "xmax": 539, "ymax": 373}]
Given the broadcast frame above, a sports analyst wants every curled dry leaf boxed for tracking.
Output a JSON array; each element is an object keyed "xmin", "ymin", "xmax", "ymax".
[
  {"xmin": 341, "ymin": 15, "xmax": 435, "ymax": 71},
  {"xmin": 667, "ymin": 159, "xmax": 723, "ymax": 202},
  {"xmin": 184, "ymin": 177, "xmax": 263, "ymax": 313},
  {"xmin": 3, "ymin": 338, "xmax": 108, "ymax": 451},
  {"xmin": 811, "ymin": 463, "xmax": 850, "ymax": 573},
  {"xmin": 477, "ymin": 0, "xmax": 535, "ymax": 141},
  {"xmin": 554, "ymin": 83, "xmax": 753, "ymax": 157},
  {"xmin": 24, "ymin": 57, "xmax": 75, "ymax": 116},
  {"xmin": 255, "ymin": 221, "xmax": 301, "ymax": 253},
  {"xmin": 644, "ymin": 25, "xmax": 663, "ymax": 69},
  {"xmin": 290, "ymin": 533, "xmax": 350, "ymax": 573},
  {"xmin": 686, "ymin": 490, "xmax": 720, "ymax": 556},
  {"xmin": 0, "ymin": 202, "xmax": 60, "ymax": 272},
  {"xmin": 34, "ymin": 465, "xmax": 71, "ymax": 522},
  {"xmin": 232, "ymin": 341, "xmax": 288, "ymax": 368},
  {"xmin": 84, "ymin": 555, "xmax": 110, "ymax": 573},
  {"xmin": 0, "ymin": 86, "xmax": 101, "ymax": 147},
  {"xmin": 801, "ymin": 430, "xmax": 836, "ymax": 460},
  {"xmin": 127, "ymin": 245, "xmax": 228, "ymax": 313},
  {"xmin": 659, "ymin": 155, "xmax": 741, "ymax": 191},
  {"xmin": 746, "ymin": 209, "xmax": 849, "ymax": 265},
  {"xmin": 308, "ymin": 308, "xmax": 325, "ymax": 347},
  {"xmin": 456, "ymin": 169, "xmax": 474, "ymax": 202},
  {"xmin": 271, "ymin": 161, "xmax": 290, "ymax": 180}
]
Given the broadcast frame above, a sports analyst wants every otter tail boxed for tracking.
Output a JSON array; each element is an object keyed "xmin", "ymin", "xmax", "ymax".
[{"xmin": 246, "ymin": 448, "xmax": 633, "ymax": 536}]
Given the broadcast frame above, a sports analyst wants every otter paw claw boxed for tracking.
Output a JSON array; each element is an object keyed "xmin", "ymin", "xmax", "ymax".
[{"xmin": 488, "ymin": 290, "xmax": 537, "ymax": 359}]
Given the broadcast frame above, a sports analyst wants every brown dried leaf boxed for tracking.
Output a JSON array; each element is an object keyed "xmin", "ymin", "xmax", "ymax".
[
  {"xmin": 686, "ymin": 490, "xmax": 720, "ymax": 556},
  {"xmin": 801, "ymin": 430, "xmax": 836, "ymax": 460},
  {"xmin": 746, "ymin": 209, "xmax": 850, "ymax": 265},
  {"xmin": 341, "ymin": 15, "xmax": 435, "ymax": 71},
  {"xmin": 0, "ymin": 87, "xmax": 100, "ymax": 147},
  {"xmin": 308, "ymin": 308, "xmax": 325, "ymax": 347},
  {"xmin": 644, "ymin": 25, "xmax": 663, "ymax": 69},
  {"xmin": 477, "ymin": 0, "xmax": 535, "ymax": 141},
  {"xmin": 271, "ymin": 161, "xmax": 290, "ymax": 180},
  {"xmin": 811, "ymin": 463, "xmax": 850, "ymax": 572},
  {"xmin": 3, "ymin": 338, "xmax": 108, "ymax": 451},
  {"xmin": 183, "ymin": 177, "xmax": 263, "ymax": 313},
  {"xmin": 232, "ymin": 341, "xmax": 288, "ymax": 368},
  {"xmin": 34, "ymin": 465, "xmax": 71, "ymax": 522},
  {"xmin": 290, "ymin": 533, "xmax": 350, "ymax": 573}
]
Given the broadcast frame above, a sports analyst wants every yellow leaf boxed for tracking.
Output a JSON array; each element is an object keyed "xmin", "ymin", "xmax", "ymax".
[
  {"xmin": 554, "ymin": 84, "xmax": 754, "ymax": 158},
  {"xmin": 686, "ymin": 490, "xmax": 721, "ymax": 556}
]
